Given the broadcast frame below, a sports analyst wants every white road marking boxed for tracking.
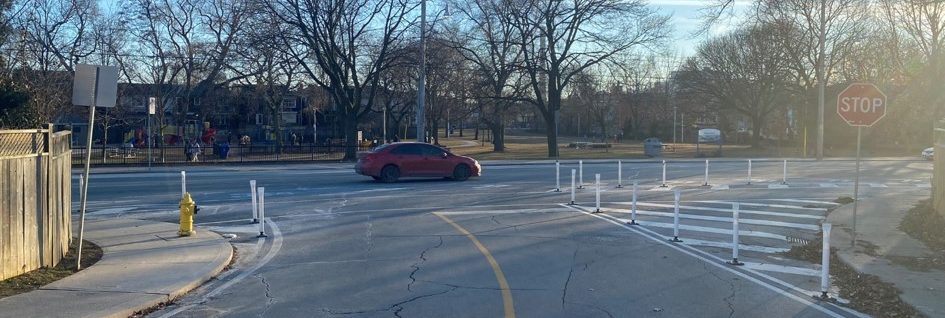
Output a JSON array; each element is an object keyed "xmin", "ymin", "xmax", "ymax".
[
  {"xmin": 600, "ymin": 208, "xmax": 820, "ymax": 230},
  {"xmin": 435, "ymin": 209, "xmax": 569, "ymax": 215},
  {"xmin": 771, "ymin": 199, "xmax": 840, "ymax": 206},
  {"xmin": 916, "ymin": 184, "xmax": 931, "ymax": 188},
  {"xmin": 691, "ymin": 201, "xmax": 827, "ymax": 212},
  {"xmin": 670, "ymin": 237, "xmax": 790, "ymax": 254},
  {"xmin": 819, "ymin": 183, "xmax": 839, "ymax": 188},
  {"xmin": 561, "ymin": 204, "xmax": 850, "ymax": 318},
  {"xmin": 713, "ymin": 184, "xmax": 730, "ymax": 190},
  {"xmin": 159, "ymin": 219, "xmax": 283, "ymax": 318},
  {"xmin": 614, "ymin": 202, "xmax": 824, "ymax": 220},
  {"xmin": 868, "ymin": 183, "xmax": 888, "ymax": 188},
  {"xmin": 768, "ymin": 184, "xmax": 789, "ymax": 189},
  {"xmin": 87, "ymin": 207, "xmax": 137, "ymax": 215},
  {"xmin": 742, "ymin": 262, "xmax": 821, "ymax": 277},
  {"xmin": 613, "ymin": 218, "xmax": 787, "ymax": 241}
]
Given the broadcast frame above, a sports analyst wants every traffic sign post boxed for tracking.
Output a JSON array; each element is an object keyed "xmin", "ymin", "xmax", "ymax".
[
  {"xmin": 837, "ymin": 83, "xmax": 887, "ymax": 247},
  {"xmin": 72, "ymin": 64, "xmax": 119, "ymax": 270}
]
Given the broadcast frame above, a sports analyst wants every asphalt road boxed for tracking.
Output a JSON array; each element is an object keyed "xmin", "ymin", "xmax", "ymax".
[{"xmin": 73, "ymin": 158, "xmax": 932, "ymax": 317}]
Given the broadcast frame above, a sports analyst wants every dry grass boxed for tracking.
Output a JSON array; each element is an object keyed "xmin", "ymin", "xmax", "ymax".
[
  {"xmin": 0, "ymin": 240, "xmax": 103, "ymax": 299},
  {"xmin": 436, "ymin": 131, "xmax": 920, "ymax": 160}
]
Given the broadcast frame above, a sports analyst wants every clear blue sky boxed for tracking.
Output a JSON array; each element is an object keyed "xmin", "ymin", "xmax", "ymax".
[{"xmin": 650, "ymin": 0, "xmax": 750, "ymax": 58}]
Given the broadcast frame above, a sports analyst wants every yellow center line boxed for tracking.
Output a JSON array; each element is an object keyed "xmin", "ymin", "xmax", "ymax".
[{"xmin": 433, "ymin": 212, "xmax": 516, "ymax": 318}]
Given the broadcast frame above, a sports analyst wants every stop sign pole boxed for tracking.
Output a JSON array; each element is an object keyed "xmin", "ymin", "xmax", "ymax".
[{"xmin": 837, "ymin": 83, "xmax": 887, "ymax": 247}]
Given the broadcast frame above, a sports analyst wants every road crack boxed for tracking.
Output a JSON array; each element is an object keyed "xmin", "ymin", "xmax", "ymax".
[
  {"xmin": 408, "ymin": 236, "xmax": 443, "ymax": 292},
  {"xmin": 254, "ymin": 273, "xmax": 276, "ymax": 317},
  {"xmin": 562, "ymin": 248, "xmax": 578, "ymax": 310},
  {"xmin": 702, "ymin": 261, "xmax": 737, "ymax": 318}
]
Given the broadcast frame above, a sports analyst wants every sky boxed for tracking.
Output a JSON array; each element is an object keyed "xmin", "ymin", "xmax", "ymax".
[{"xmin": 649, "ymin": 0, "xmax": 752, "ymax": 58}]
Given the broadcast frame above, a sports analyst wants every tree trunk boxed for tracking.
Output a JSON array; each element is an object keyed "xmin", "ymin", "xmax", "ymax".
[
  {"xmin": 343, "ymin": 115, "xmax": 358, "ymax": 161},
  {"xmin": 491, "ymin": 122, "xmax": 505, "ymax": 152},
  {"xmin": 750, "ymin": 117, "xmax": 763, "ymax": 148},
  {"xmin": 544, "ymin": 111, "xmax": 559, "ymax": 158},
  {"xmin": 474, "ymin": 126, "xmax": 479, "ymax": 140}
]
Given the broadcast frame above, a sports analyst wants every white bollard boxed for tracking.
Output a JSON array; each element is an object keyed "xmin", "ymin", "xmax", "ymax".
[
  {"xmin": 670, "ymin": 189, "xmax": 682, "ymax": 242},
  {"xmin": 250, "ymin": 180, "xmax": 258, "ymax": 223},
  {"xmin": 782, "ymin": 160, "xmax": 788, "ymax": 185},
  {"xmin": 728, "ymin": 203, "xmax": 744, "ymax": 265},
  {"xmin": 79, "ymin": 175, "xmax": 85, "ymax": 204},
  {"xmin": 628, "ymin": 181, "xmax": 638, "ymax": 225},
  {"xmin": 594, "ymin": 174, "xmax": 601, "ymax": 213},
  {"xmin": 181, "ymin": 171, "xmax": 187, "ymax": 197},
  {"xmin": 661, "ymin": 160, "xmax": 667, "ymax": 187},
  {"xmin": 578, "ymin": 160, "xmax": 584, "ymax": 189},
  {"xmin": 570, "ymin": 169, "xmax": 576, "ymax": 205},
  {"xmin": 555, "ymin": 161, "xmax": 561, "ymax": 192},
  {"xmin": 617, "ymin": 160, "xmax": 623, "ymax": 188},
  {"xmin": 703, "ymin": 159, "xmax": 710, "ymax": 186},
  {"xmin": 747, "ymin": 160, "xmax": 752, "ymax": 185},
  {"xmin": 257, "ymin": 187, "xmax": 267, "ymax": 238},
  {"xmin": 820, "ymin": 223, "xmax": 832, "ymax": 299}
]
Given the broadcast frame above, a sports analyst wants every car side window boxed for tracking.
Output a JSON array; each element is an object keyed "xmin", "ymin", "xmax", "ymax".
[
  {"xmin": 391, "ymin": 144, "xmax": 421, "ymax": 155},
  {"xmin": 421, "ymin": 145, "xmax": 447, "ymax": 157}
]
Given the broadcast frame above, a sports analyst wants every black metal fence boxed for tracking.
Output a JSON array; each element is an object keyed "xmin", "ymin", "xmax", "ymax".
[{"xmin": 71, "ymin": 144, "xmax": 371, "ymax": 165}]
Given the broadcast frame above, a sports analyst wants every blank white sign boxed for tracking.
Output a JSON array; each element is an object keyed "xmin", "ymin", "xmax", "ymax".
[{"xmin": 72, "ymin": 64, "xmax": 118, "ymax": 107}]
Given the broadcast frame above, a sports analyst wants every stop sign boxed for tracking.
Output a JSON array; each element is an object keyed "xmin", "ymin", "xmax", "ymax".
[{"xmin": 837, "ymin": 83, "xmax": 887, "ymax": 127}]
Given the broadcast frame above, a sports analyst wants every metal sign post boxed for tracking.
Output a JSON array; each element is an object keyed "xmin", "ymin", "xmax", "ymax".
[
  {"xmin": 71, "ymin": 64, "xmax": 118, "ymax": 269},
  {"xmin": 836, "ymin": 83, "xmax": 887, "ymax": 247},
  {"xmin": 148, "ymin": 97, "xmax": 156, "ymax": 171}
]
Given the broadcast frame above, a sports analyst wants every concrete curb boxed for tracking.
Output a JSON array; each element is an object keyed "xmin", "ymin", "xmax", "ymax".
[
  {"xmin": 825, "ymin": 191, "xmax": 945, "ymax": 317},
  {"xmin": 0, "ymin": 219, "xmax": 233, "ymax": 318}
]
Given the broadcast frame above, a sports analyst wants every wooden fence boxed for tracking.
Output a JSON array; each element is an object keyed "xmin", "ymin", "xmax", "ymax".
[{"xmin": 0, "ymin": 125, "xmax": 72, "ymax": 280}]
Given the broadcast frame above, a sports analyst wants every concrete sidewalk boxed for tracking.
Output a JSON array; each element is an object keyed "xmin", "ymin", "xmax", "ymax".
[
  {"xmin": 826, "ymin": 189, "xmax": 945, "ymax": 317},
  {"xmin": 0, "ymin": 218, "xmax": 232, "ymax": 318}
]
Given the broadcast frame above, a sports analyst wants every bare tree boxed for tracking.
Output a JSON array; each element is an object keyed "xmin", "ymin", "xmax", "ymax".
[
  {"xmin": 265, "ymin": 0, "xmax": 412, "ymax": 160},
  {"xmin": 509, "ymin": 0, "xmax": 669, "ymax": 157},
  {"xmin": 677, "ymin": 23, "xmax": 796, "ymax": 147},
  {"xmin": 449, "ymin": 0, "xmax": 525, "ymax": 151}
]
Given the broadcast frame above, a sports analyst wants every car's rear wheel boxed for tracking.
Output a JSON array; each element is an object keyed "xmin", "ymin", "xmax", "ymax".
[
  {"xmin": 380, "ymin": 165, "xmax": 400, "ymax": 183},
  {"xmin": 452, "ymin": 164, "xmax": 470, "ymax": 181}
]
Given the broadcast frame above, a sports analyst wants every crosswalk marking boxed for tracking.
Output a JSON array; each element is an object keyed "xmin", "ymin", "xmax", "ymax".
[
  {"xmin": 601, "ymin": 208, "xmax": 820, "ymax": 230},
  {"xmin": 614, "ymin": 218, "xmax": 787, "ymax": 241},
  {"xmin": 614, "ymin": 202, "xmax": 824, "ymax": 220},
  {"xmin": 770, "ymin": 199, "xmax": 840, "ymax": 206},
  {"xmin": 741, "ymin": 262, "xmax": 821, "ymax": 277}
]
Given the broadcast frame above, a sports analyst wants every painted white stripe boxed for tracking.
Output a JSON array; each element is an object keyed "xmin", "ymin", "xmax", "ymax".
[
  {"xmin": 713, "ymin": 184, "xmax": 730, "ymax": 190},
  {"xmin": 159, "ymin": 219, "xmax": 283, "ymax": 318},
  {"xmin": 819, "ymin": 183, "xmax": 839, "ymax": 188},
  {"xmin": 768, "ymin": 184, "xmax": 789, "ymax": 189},
  {"xmin": 916, "ymin": 184, "xmax": 931, "ymax": 188},
  {"xmin": 692, "ymin": 201, "xmax": 827, "ymax": 212},
  {"xmin": 560, "ymin": 204, "xmax": 849, "ymax": 318},
  {"xmin": 614, "ymin": 202, "xmax": 824, "ymax": 220},
  {"xmin": 868, "ymin": 183, "xmax": 888, "ymax": 188},
  {"xmin": 649, "ymin": 186, "xmax": 673, "ymax": 191},
  {"xmin": 742, "ymin": 262, "xmax": 821, "ymax": 277},
  {"xmin": 771, "ymin": 199, "xmax": 841, "ymax": 206},
  {"xmin": 612, "ymin": 217, "xmax": 787, "ymax": 241},
  {"xmin": 601, "ymin": 208, "xmax": 820, "ymax": 230},
  {"xmin": 435, "ymin": 209, "xmax": 568, "ymax": 215},
  {"xmin": 672, "ymin": 238, "xmax": 789, "ymax": 254}
]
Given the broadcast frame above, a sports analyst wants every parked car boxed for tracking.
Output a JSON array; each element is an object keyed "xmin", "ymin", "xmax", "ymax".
[
  {"xmin": 922, "ymin": 147, "xmax": 934, "ymax": 160},
  {"xmin": 355, "ymin": 142, "xmax": 481, "ymax": 182}
]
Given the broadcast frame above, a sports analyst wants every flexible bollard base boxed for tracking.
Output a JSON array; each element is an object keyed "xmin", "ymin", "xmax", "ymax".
[
  {"xmin": 593, "ymin": 209, "xmax": 600, "ymax": 213},
  {"xmin": 727, "ymin": 258, "xmax": 744, "ymax": 266},
  {"xmin": 616, "ymin": 184, "xmax": 623, "ymax": 188},
  {"xmin": 669, "ymin": 237, "xmax": 683, "ymax": 242},
  {"xmin": 814, "ymin": 292, "xmax": 833, "ymax": 302},
  {"xmin": 554, "ymin": 188, "xmax": 561, "ymax": 192},
  {"xmin": 252, "ymin": 219, "xmax": 259, "ymax": 224},
  {"xmin": 258, "ymin": 232, "xmax": 268, "ymax": 238},
  {"xmin": 569, "ymin": 201, "xmax": 575, "ymax": 205},
  {"xmin": 660, "ymin": 184, "xmax": 667, "ymax": 188},
  {"xmin": 627, "ymin": 220, "xmax": 638, "ymax": 225}
]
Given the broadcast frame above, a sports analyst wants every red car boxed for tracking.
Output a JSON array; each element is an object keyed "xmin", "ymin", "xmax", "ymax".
[{"xmin": 355, "ymin": 142, "xmax": 481, "ymax": 182}]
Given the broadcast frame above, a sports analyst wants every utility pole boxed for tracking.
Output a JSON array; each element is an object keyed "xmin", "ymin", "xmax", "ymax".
[
  {"xmin": 816, "ymin": 0, "xmax": 826, "ymax": 160},
  {"xmin": 416, "ymin": 0, "xmax": 427, "ymax": 143}
]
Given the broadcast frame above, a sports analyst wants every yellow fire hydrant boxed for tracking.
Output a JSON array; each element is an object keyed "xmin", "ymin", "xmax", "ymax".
[{"xmin": 179, "ymin": 192, "xmax": 198, "ymax": 236}]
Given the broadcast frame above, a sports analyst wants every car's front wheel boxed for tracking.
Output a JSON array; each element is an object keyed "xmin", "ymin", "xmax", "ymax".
[
  {"xmin": 380, "ymin": 165, "xmax": 400, "ymax": 183},
  {"xmin": 452, "ymin": 164, "xmax": 470, "ymax": 181}
]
